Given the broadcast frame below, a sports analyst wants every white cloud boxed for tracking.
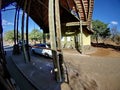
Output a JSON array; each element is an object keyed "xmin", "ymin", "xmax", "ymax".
[
  {"xmin": 111, "ymin": 21, "xmax": 118, "ymax": 25},
  {"xmin": 2, "ymin": 19, "xmax": 13, "ymax": 26}
]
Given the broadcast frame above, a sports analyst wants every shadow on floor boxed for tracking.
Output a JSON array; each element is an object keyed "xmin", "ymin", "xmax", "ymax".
[{"xmin": 91, "ymin": 43, "xmax": 120, "ymax": 51}]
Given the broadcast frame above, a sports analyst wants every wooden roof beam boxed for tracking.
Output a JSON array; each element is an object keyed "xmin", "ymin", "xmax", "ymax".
[
  {"xmin": 80, "ymin": 0, "xmax": 87, "ymax": 20},
  {"xmin": 36, "ymin": 0, "xmax": 48, "ymax": 9},
  {"xmin": 62, "ymin": 21, "xmax": 89, "ymax": 26},
  {"xmin": 87, "ymin": 0, "xmax": 94, "ymax": 21}
]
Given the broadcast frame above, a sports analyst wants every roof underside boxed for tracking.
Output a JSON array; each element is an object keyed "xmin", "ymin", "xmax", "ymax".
[{"xmin": 1, "ymin": 0, "xmax": 94, "ymax": 33}]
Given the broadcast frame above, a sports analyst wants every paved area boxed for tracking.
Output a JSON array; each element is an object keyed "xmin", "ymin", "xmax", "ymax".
[{"xmin": 6, "ymin": 50, "xmax": 61, "ymax": 90}]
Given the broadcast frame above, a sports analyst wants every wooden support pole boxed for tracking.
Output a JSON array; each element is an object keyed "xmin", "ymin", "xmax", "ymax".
[
  {"xmin": 14, "ymin": 7, "xmax": 17, "ymax": 45},
  {"xmin": 55, "ymin": 0, "xmax": 61, "ymax": 50},
  {"xmin": 43, "ymin": 33, "xmax": 46, "ymax": 43},
  {"xmin": 79, "ymin": 20, "xmax": 84, "ymax": 54},
  {"xmin": 55, "ymin": 0, "xmax": 63, "ymax": 82},
  {"xmin": 13, "ymin": 6, "xmax": 20, "ymax": 55},
  {"xmin": 49, "ymin": 0, "xmax": 58, "ymax": 81},
  {"xmin": 25, "ymin": 0, "xmax": 30, "ymax": 61},
  {"xmin": 0, "ymin": 0, "xmax": 3, "ymax": 35},
  {"xmin": 49, "ymin": 0, "xmax": 62, "ymax": 82},
  {"xmin": 16, "ymin": 8, "xmax": 20, "ymax": 43},
  {"xmin": 26, "ymin": 0, "xmax": 31, "ymax": 62},
  {"xmin": 21, "ymin": 0, "xmax": 29, "ymax": 63},
  {"xmin": 49, "ymin": 0, "xmax": 56, "ymax": 51},
  {"xmin": 26, "ymin": 0, "xmax": 31, "ymax": 46}
]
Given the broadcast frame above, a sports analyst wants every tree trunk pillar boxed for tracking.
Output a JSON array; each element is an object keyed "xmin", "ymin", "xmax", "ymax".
[
  {"xmin": 79, "ymin": 20, "xmax": 84, "ymax": 54},
  {"xmin": 49, "ymin": 0, "xmax": 62, "ymax": 82}
]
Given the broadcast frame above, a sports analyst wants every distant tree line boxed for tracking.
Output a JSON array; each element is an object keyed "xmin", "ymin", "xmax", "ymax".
[
  {"xmin": 92, "ymin": 20, "xmax": 120, "ymax": 45},
  {"xmin": 4, "ymin": 29, "xmax": 43, "ymax": 44}
]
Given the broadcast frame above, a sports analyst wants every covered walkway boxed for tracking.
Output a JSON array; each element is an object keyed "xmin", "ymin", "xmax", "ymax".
[{"xmin": 6, "ymin": 49, "xmax": 61, "ymax": 90}]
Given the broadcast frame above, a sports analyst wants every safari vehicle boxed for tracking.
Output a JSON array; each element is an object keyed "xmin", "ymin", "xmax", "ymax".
[{"xmin": 31, "ymin": 43, "xmax": 52, "ymax": 58}]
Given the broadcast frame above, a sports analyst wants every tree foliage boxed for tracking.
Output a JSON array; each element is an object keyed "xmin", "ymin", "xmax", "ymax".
[
  {"xmin": 29, "ymin": 29, "xmax": 43, "ymax": 42},
  {"xmin": 4, "ymin": 30, "xmax": 21, "ymax": 42},
  {"xmin": 92, "ymin": 20, "xmax": 111, "ymax": 43},
  {"xmin": 4, "ymin": 30, "xmax": 14, "ymax": 41}
]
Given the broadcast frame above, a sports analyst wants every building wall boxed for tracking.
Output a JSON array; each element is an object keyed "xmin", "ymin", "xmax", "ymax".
[
  {"xmin": 61, "ymin": 29, "xmax": 91, "ymax": 50},
  {"xmin": 82, "ymin": 30, "xmax": 91, "ymax": 46}
]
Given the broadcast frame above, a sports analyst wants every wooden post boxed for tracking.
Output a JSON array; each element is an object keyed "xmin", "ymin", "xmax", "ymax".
[
  {"xmin": 43, "ymin": 32, "xmax": 46, "ymax": 43},
  {"xmin": 55, "ymin": 0, "xmax": 64, "ymax": 82},
  {"xmin": 79, "ymin": 20, "xmax": 84, "ymax": 54},
  {"xmin": 26, "ymin": 0, "xmax": 31, "ymax": 62},
  {"xmin": 13, "ymin": 6, "xmax": 20, "ymax": 55},
  {"xmin": 26, "ymin": 0, "xmax": 31, "ymax": 46},
  {"xmin": 16, "ymin": 8, "xmax": 20, "ymax": 43},
  {"xmin": 49, "ymin": 0, "xmax": 62, "ymax": 82},
  {"xmin": 14, "ymin": 7, "xmax": 17, "ymax": 45},
  {"xmin": 21, "ymin": 0, "xmax": 29, "ymax": 63},
  {"xmin": 55, "ymin": 0, "xmax": 61, "ymax": 50},
  {"xmin": 49, "ymin": 0, "xmax": 56, "ymax": 51}
]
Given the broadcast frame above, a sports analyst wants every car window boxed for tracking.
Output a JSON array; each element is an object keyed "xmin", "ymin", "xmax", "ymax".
[
  {"xmin": 40, "ymin": 44, "xmax": 46, "ymax": 47},
  {"xmin": 33, "ymin": 44, "xmax": 51, "ymax": 48}
]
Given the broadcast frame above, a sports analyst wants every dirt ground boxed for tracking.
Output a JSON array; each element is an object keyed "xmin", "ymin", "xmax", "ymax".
[{"xmin": 61, "ymin": 47, "xmax": 120, "ymax": 90}]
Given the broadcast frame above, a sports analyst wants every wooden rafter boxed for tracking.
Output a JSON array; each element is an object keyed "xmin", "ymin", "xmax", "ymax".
[
  {"xmin": 36, "ymin": 0, "xmax": 48, "ymax": 9},
  {"xmin": 80, "ymin": 0, "xmax": 87, "ymax": 20},
  {"xmin": 87, "ymin": 0, "xmax": 94, "ymax": 22},
  {"xmin": 66, "ymin": 0, "xmax": 71, "ymax": 9}
]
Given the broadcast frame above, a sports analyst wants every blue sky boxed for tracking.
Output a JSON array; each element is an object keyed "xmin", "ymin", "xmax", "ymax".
[
  {"xmin": 1, "ymin": 5, "xmax": 41, "ymax": 33},
  {"xmin": 1, "ymin": 0, "xmax": 120, "ymax": 33},
  {"xmin": 93, "ymin": 0, "xmax": 120, "ymax": 30}
]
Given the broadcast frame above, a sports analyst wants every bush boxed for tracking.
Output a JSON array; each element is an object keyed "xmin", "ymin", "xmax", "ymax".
[{"xmin": 114, "ymin": 35, "xmax": 120, "ymax": 45}]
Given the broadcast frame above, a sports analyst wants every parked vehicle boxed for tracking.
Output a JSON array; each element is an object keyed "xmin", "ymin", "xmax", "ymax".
[{"xmin": 31, "ymin": 43, "xmax": 52, "ymax": 58}]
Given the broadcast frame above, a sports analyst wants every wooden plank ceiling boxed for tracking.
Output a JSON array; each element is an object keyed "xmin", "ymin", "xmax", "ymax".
[{"xmin": 1, "ymin": 0, "xmax": 94, "ymax": 33}]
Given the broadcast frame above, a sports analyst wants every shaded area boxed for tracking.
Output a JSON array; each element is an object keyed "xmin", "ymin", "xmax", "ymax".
[
  {"xmin": 6, "ymin": 55, "xmax": 36, "ymax": 90},
  {"xmin": 5, "ymin": 50, "xmax": 61, "ymax": 90},
  {"xmin": 91, "ymin": 43, "xmax": 120, "ymax": 51}
]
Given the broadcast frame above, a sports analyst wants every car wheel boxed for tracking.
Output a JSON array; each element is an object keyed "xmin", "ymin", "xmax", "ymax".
[{"xmin": 44, "ymin": 53, "xmax": 49, "ymax": 57}]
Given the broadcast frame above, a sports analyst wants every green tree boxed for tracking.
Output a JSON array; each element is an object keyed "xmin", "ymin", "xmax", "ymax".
[
  {"xmin": 4, "ymin": 30, "xmax": 14, "ymax": 41},
  {"xmin": 92, "ymin": 20, "xmax": 111, "ymax": 43},
  {"xmin": 4, "ymin": 30, "xmax": 21, "ymax": 42},
  {"xmin": 29, "ymin": 29, "xmax": 43, "ymax": 43}
]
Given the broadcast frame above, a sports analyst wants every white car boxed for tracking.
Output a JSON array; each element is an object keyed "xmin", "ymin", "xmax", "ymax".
[{"xmin": 31, "ymin": 44, "xmax": 52, "ymax": 58}]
